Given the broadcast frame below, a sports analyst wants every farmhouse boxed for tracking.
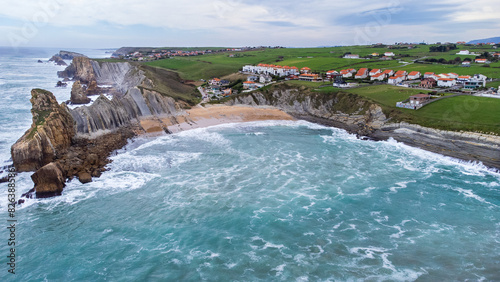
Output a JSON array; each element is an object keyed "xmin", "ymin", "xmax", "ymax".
[
  {"xmin": 457, "ymin": 50, "xmax": 470, "ymax": 55},
  {"xmin": 340, "ymin": 69, "xmax": 356, "ymax": 78},
  {"xmin": 369, "ymin": 69, "xmax": 381, "ymax": 76},
  {"xmin": 384, "ymin": 52, "xmax": 395, "ymax": 56}
]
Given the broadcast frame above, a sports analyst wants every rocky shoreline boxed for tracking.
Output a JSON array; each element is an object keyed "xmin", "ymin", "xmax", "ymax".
[{"xmin": 11, "ymin": 57, "xmax": 500, "ymax": 200}]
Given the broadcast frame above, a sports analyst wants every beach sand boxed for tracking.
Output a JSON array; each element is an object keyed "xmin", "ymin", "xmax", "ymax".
[{"xmin": 139, "ymin": 104, "xmax": 294, "ymax": 135}]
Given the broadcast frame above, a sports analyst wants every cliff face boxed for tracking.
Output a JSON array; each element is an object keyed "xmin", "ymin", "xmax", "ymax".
[
  {"xmin": 11, "ymin": 89, "xmax": 75, "ymax": 172},
  {"xmin": 227, "ymin": 88, "xmax": 387, "ymax": 135}
]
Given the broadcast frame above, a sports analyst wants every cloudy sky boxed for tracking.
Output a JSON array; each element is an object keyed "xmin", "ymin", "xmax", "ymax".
[{"xmin": 1, "ymin": 0, "xmax": 499, "ymax": 48}]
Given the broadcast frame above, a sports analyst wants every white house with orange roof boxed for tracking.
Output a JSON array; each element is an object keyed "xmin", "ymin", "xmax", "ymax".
[
  {"xmin": 407, "ymin": 71, "xmax": 421, "ymax": 80},
  {"xmin": 423, "ymin": 72, "xmax": 435, "ymax": 78},
  {"xmin": 355, "ymin": 68, "xmax": 369, "ymax": 79},
  {"xmin": 437, "ymin": 78, "xmax": 456, "ymax": 87},
  {"xmin": 301, "ymin": 67, "xmax": 311, "ymax": 74},
  {"xmin": 326, "ymin": 70, "xmax": 340, "ymax": 80},
  {"xmin": 447, "ymin": 73, "xmax": 459, "ymax": 79},
  {"xmin": 395, "ymin": 70, "xmax": 407, "ymax": 79},
  {"xmin": 388, "ymin": 75, "xmax": 405, "ymax": 84},
  {"xmin": 371, "ymin": 73, "xmax": 386, "ymax": 81},
  {"xmin": 243, "ymin": 81, "xmax": 258, "ymax": 90},
  {"xmin": 382, "ymin": 69, "xmax": 394, "ymax": 76},
  {"xmin": 475, "ymin": 58, "xmax": 489, "ymax": 63},
  {"xmin": 340, "ymin": 69, "xmax": 356, "ymax": 78},
  {"xmin": 369, "ymin": 69, "xmax": 381, "ymax": 76}
]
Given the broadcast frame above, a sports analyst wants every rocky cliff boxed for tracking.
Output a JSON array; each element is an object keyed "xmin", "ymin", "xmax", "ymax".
[
  {"xmin": 11, "ymin": 89, "xmax": 75, "ymax": 172},
  {"xmin": 226, "ymin": 87, "xmax": 387, "ymax": 136},
  {"xmin": 13, "ymin": 58, "xmax": 198, "ymax": 197},
  {"xmin": 226, "ymin": 86, "xmax": 500, "ymax": 171}
]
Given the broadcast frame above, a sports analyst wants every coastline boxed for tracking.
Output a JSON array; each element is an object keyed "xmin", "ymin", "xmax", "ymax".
[{"xmin": 139, "ymin": 104, "xmax": 295, "ymax": 134}]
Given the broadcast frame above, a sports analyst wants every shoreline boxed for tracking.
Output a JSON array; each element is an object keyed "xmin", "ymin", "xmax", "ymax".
[{"xmin": 139, "ymin": 104, "xmax": 295, "ymax": 135}]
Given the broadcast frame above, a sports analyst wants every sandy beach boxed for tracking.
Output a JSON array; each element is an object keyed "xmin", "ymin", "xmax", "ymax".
[{"xmin": 139, "ymin": 104, "xmax": 294, "ymax": 134}]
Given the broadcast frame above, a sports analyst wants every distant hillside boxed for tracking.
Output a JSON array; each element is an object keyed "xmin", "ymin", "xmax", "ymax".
[{"xmin": 468, "ymin": 37, "xmax": 500, "ymax": 44}]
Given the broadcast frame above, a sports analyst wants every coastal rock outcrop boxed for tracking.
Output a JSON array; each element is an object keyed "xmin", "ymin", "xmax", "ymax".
[
  {"xmin": 57, "ymin": 50, "xmax": 87, "ymax": 60},
  {"xmin": 49, "ymin": 55, "xmax": 67, "ymax": 66},
  {"xmin": 70, "ymin": 81, "xmax": 91, "ymax": 104},
  {"xmin": 31, "ymin": 162, "xmax": 65, "ymax": 197},
  {"xmin": 227, "ymin": 88, "xmax": 387, "ymax": 136},
  {"xmin": 11, "ymin": 89, "xmax": 75, "ymax": 172}
]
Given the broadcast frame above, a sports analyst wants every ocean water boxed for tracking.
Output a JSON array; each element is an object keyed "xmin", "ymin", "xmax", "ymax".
[{"xmin": 1, "ymin": 48, "xmax": 500, "ymax": 281}]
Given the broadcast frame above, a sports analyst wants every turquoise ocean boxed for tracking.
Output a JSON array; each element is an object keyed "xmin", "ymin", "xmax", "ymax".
[{"xmin": 0, "ymin": 48, "xmax": 499, "ymax": 281}]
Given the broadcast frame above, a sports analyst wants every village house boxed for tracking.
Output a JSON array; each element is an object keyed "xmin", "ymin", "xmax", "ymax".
[
  {"xmin": 210, "ymin": 78, "xmax": 221, "ymax": 85},
  {"xmin": 419, "ymin": 78, "xmax": 437, "ymax": 88},
  {"xmin": 344, "ymin": 54, "xmax": 360, "ymax": 59},
  {"xmin": 222, "ymin": 89, "xmax": 232, "ymax": 97},
  {"xmin": 380, "ymin": 56, "xmax": 393, "ymax": 60},
  {"xmin": 437, "ymin": 78, "xmax": 456, "ymax": 87},
  {"xmin": 355, "ymin": 68, "xmax": 369, "ymax": 79},
  {"xmin": 243, "ymin": 81, "xmax": 257, "ymax": 90},
  {"xmin": 457, "ymin": 50, "xmax": 470, "ymax": 55},
  {"xmin": 371, "ymin": 53, "xmax": 380, "ymax": 56},
  {"xmin": 326, "ymin": 70, "xmax": 341, "ymax": 80},
  {"xmin": 220, "ymin": 79, "xmax": 230, "ymax": 86},
  {"xmin": 395, "ymin": 70, "xmax": 408, "ymax": 79},
  {"xmin": 259, "ymin": 75, "xmax": 272, "ymax": 84},
  {"xmin": 299, "ymin": 73, "xmax": 321, "ymax": 82},
  {"xmin": 464, "ymin": 74, "xmax": 487, "ymax": 89},
  {"xmin": 475, "ymin": 59, "xmax": 490, "ymax": 64},
  {"xmin": 409, "ymin": 94, "xmax": 431, "ymax": 106},
  {"xmin": 340, "ymin": 69, "xmax": 356, "ymax": 78},
  {"xmin": 371, "ymin": 73, "xmax": 386, "ymax": 81},
  {"xmin": 388, "ymin": 75, "xmax": 405, "ymax": 84},
  {"xmin": 462, "ymin": 61, "xmax": 471, "ymax": 66},
  {"xmin": 456, "ymin": 75, "xmax": 472, "ymax": 84},
  {"xmin": 300, "ymin": 67, "xmax": 312, "ymax": 74},
  {"xmin": 407, "ymin": 71, "xmax": 421, "ymax": 80},
  {"xmin": 423, "ymin": 72, "xmax": 435, "ymax": 78},
  {"xmin": 382, "ymin": 69, "xmax": 395, "ymax": 76},
  {"xmin": 384, "ymin": 52, "xmax": 395, "ymax": 57},
  {"xmin": 369, "ymin": 69, "xmax": 381, "ymax": 76}
]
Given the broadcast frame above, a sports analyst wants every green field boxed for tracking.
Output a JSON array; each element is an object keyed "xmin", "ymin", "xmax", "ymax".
[
  {"xmin": 144, "ymin": 44, "xmax": 499, "ymax": 81},
  {"xmin": 318, "ymin": 84, "xmax": 500, "ymax": 134},
  {"xmin": 141, "ymin": 44, "xmax": 499, "ymax": 134}
]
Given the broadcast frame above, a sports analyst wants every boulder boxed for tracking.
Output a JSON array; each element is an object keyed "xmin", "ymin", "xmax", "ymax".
[
  {"xmin": 71, "ymin": 81, "xmax": 91, "ymax": 104},
  {"xmin": 77, "ymin": 171, "xmax": 92, "ymax": 184},
  {"xmin": 56, "ymin": 81, "xmax": 67, "ymax": 87},
  {"xmin": 37, "ymin": 60, "xmax": 43, "ymax": 63},
  {"xmin": 31, "ymin": 162, "xmax": 65, "ymax": 197}
]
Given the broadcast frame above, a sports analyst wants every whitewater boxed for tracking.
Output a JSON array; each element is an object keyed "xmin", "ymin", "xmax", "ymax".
[{"xmin": 0, "ymin": 48, "xmax": 499, "ymax": 281}]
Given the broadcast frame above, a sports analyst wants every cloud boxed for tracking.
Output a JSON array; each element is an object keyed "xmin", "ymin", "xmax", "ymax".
[{"xmin": 0, "ymin": 0, "xmax": 499, "ymax": 47}]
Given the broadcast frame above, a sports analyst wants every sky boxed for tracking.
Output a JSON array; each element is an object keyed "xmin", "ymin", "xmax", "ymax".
[{"xmin": 1, "ymin": 0, "xmax": 499, "ymax": 48}]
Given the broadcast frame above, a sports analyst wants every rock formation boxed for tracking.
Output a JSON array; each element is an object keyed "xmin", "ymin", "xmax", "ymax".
[
  {"xmin": 11, "ymin": 89, "xmax": 75, "ymax": 172},
  {"xmin": 70, "ymin": 81, "xmax": 91, "ymax": 104},
  {"xmin": 31, "ymin": 162, "xmax": 65, "ymax": 197},
  {"xmin": 48, "ymin": 55, "xmax": 67, "ymax": 66},
  {"xmin": 57, "ymin": 50, "xmax": 87, "ymax": 60}
]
